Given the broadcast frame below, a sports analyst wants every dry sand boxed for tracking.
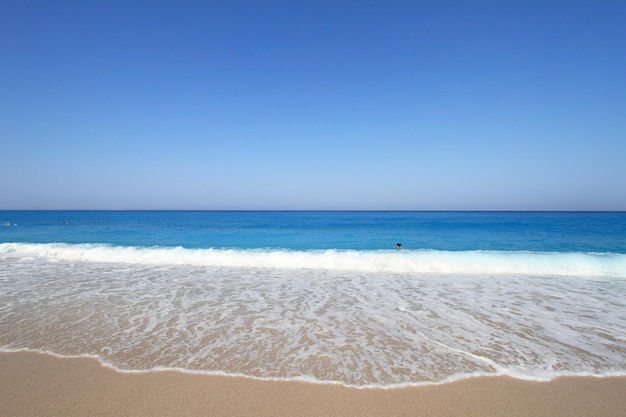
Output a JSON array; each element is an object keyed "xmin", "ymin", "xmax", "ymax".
[{"xmin": 1, "ymin": 351, "xmax": 625, "ymax": 417}]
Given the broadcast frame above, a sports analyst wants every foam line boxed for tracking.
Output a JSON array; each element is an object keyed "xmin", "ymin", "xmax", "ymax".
[{"xmin": 1, "ymin": 242, "xmax": 625, "ymax": 277}]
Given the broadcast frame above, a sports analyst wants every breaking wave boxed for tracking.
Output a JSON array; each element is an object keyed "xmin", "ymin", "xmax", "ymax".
[{"xmin": 1, "ymin": 242, "xmax": 625, "ymax": 277}]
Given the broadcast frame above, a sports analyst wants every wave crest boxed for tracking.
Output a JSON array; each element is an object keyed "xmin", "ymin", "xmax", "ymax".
[{"xmin": 2, "ymin": 242, "xmax": 625, "ymax": 277}]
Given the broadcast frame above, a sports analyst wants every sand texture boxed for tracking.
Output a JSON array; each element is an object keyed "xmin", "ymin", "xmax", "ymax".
[{"xmin": 1, "ymin": 351, "xmax": 625, "ymax": 417}]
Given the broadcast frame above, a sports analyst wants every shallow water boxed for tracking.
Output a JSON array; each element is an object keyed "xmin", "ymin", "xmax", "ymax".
[
  {"xmin": 1, "ymin": 246, "xmax": 625, "ymax": 386},
  {"xmin": 2, "ymin": 211, "xmax": 625, "ymax": 386}
]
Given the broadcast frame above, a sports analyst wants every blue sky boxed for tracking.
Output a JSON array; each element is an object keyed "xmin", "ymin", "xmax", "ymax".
[{"xmin": 1, "ymin": 1, "xmax": 625, "ymax": 210}]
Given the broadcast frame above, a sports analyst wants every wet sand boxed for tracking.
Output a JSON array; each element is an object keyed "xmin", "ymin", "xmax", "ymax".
[{"xmin": 1, "ymin": 351, "xmax": 625, "ymax": 417}]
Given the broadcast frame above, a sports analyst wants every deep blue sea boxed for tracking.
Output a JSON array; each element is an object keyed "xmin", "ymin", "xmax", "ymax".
[
  {"xmin": 1, "ymin": 211, "xmax": 625, "ymax": 386},
  {"xmin": 2, "ymin": 210, "xmax": 626, "ymax": 251}
]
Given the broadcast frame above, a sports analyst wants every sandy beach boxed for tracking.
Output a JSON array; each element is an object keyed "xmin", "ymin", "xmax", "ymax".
[{"xmin": 1, "ymin": 351, "xmax": 625, "ymax": 417}]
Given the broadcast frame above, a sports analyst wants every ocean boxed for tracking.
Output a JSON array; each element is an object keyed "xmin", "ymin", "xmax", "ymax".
[{"xmin": 1, "ymin": 210, "xmax": 625, "ymax": 387}]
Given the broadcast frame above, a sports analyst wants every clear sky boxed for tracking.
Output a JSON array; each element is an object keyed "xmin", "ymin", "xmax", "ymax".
[{"xmin": 1, "ymin": 1, "xmax": 625, "ymax": 210}]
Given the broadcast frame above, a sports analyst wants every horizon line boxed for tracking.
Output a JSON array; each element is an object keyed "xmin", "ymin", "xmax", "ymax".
[{"xmin": 2, "ymin": 209, "xmax": 625, "ymax": 213}]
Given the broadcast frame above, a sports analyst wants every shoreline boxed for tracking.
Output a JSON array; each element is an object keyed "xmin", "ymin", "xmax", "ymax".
[
  {"xmin": 2, "ymin": 351, "xmax": 626, "ymax": 417},
  {"xmin": 4, "ymin": 348, "xmax": 626, "ymax": 389}
]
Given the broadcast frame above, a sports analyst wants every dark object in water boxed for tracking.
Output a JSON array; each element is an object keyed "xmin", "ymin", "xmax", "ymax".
[{"xmin": 396, "ymin": 243, "xmax": 402, "ymax": 248}]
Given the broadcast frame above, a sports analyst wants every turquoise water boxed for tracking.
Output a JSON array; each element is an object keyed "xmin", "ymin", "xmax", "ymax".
[
  {"xmin": 2, "ymin": 210, "xmax": 625, "ymax": 251},
  {"xmin": 1, "ymin": 211, "xmax": 625, "ymax": 386}
]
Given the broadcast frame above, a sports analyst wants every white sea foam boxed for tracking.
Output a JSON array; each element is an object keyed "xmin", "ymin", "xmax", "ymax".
[
  {"xmin": 2, "ymin": 243, "xmax": 626, "ymax": 387},
  {"xmin": 1, "ymin": 242, "xmax": 625, "ymax": 277}
]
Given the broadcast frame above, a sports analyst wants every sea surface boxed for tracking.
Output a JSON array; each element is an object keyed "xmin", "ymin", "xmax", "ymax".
[{"xmin": 1, "ymin": 210, "xmax": 625, "ymax": 387}]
